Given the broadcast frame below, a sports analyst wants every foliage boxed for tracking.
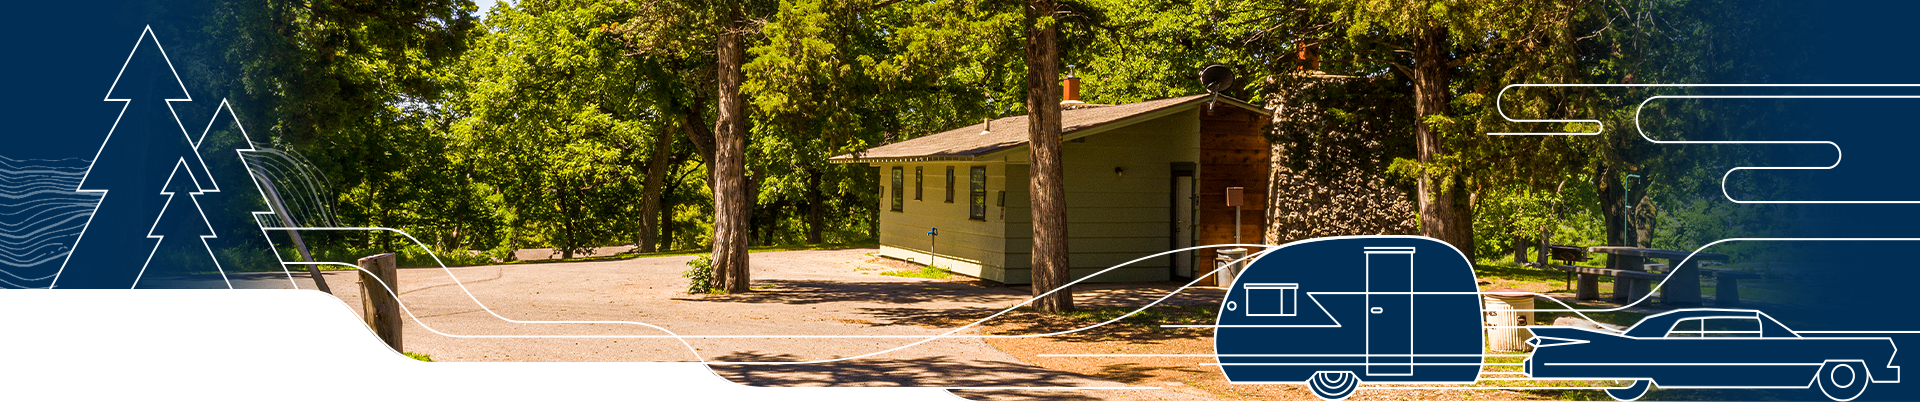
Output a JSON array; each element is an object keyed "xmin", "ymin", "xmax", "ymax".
[
  {"xmin": 449, "ymin": 2, "xmax": 662, "ymax": 259},
  {"xmin": 177, "ymin": 0, "xmax": 1787, "ymax": 281},
  {"xmin": 681, "ymin": 254, "xmax": 717, "ymax": 294}
]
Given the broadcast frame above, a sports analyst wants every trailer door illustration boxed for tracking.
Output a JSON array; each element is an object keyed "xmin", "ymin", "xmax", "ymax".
[{"xmin": 1365, "ymin": 247, "xmax": 1415, "ymax": 376}]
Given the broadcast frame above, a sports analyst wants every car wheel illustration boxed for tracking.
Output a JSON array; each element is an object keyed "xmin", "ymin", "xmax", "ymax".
[
  {"xmin": 1605, "ymin": 380, "xmax": 1651, "ymax": 401},
  {"xmin": 1307, "ymin": 371, "xmax": 1358, "ymax": 401},
  {"xmin": 1817, "ymin": 360, "xmax": 1869, "ymax": 401}
]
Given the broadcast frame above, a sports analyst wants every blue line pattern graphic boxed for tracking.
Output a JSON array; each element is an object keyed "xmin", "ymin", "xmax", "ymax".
[{"xmin": 0, "ymin": 156, "xmax": 97, "ymax": 288}]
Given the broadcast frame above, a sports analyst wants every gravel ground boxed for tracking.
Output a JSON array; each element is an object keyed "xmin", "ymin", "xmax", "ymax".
[{"xmin": 249, "ymin": 248, "xmax": 1216, "ymax": 400}]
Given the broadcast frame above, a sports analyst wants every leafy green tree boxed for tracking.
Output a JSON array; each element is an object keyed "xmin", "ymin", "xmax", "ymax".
[
  {"xmin": 449, "ymin": 1, "xmax": 665, "ymax": 259},
  {"xmin": 201, "ymin": 0, "xmax": 481, "ymax": 253},
  {"xmin": 609, "ymin": 0, "xmax": 776, "ymax": 293}
]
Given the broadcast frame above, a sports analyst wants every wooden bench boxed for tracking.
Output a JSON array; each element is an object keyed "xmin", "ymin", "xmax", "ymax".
[
  {"xmin": 1699, "ymin": 268, "xmax": 1763, "ymax": 306},
  {"xmin": 1548, "ymin": 264, "xmax": 1662, "ymax": 302}
]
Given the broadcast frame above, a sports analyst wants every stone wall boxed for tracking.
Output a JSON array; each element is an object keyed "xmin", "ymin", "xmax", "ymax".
[{"xmin": 1262, "ymin": 74, "xmax": 1420, "ymax": 245}]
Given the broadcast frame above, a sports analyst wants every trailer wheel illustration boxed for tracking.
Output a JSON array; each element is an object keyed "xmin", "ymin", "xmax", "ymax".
[
  {"xmin": 1307, "ymin": 371, "xmax": 1358, "ymax": 400},
  {"xmin": 1213, "ymin": 236, "xmax": 1483, "ymax": 400}
]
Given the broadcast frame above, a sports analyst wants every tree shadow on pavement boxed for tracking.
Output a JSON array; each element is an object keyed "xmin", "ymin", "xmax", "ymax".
[
  {"xmin": 673, "ymin": 280, "xmax": 1020, "ymax": 306},
  {"xmin": 706, "ymin": 351, "xmax": 1112, "ymax": 389},
  {"xmin": 1089, "ymin": 363, "xmax": 1211, "ymax": 384}
]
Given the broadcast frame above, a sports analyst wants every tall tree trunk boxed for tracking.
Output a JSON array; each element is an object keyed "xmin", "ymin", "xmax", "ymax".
[
  {"xmin": 1512, "ymin": 237, "xmax": 1529, "ymax": 264},
  {"xmin": 1025, "ymin": 0, "xmax": 1072, "ymax": 313},
  {"xmin": 560, "ymin": 187, "xmax": 576, "ymax": 259},
  {"xmin": 660, "ymin": 178, "xmax": 677, "ymax": 251},
  {"xmin": 709, "ymin": 8, "xmax": 752, "ymax": 293},
  {"xmin": 1632, "ymin": 182, "xmax": 1653, "ymax": 248},
  {"xmin": 747, "ymin": 171, "xmax": 761, "ymax": 246},
  {"xmin": 638, "ymin": 125, "xmax": 674, "ymax": 253},
  {"xmin": 1596, "ymin": 163, "xmax": 1624, "ymax": 268},
  {"xmin": 803, "ymin": 161, "xmax": 825, "ymax": 244},
  {"xmin": 1410, "ymin": 26, "xmax": 1473, "ymax": 261},
  {"xmin": 677, "ymin": 94, "xmax": 716, "ymax": 185}
]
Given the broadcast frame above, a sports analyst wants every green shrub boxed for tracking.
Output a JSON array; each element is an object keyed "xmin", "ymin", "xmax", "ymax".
[
  {"xmin": 682, "ymin": 254, "xmax": 715, "ymax": 294},
  {"xmin": 404, "ymin": 352, "xmax": 434, "ymax": 362}
]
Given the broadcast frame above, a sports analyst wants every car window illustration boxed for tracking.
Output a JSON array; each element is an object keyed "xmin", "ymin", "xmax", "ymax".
[
  {"xmin": 1702, "ymin": 317, "xmax": 1762, "ymax": 338},
  {"xmin": 1664, "ymin": 316, "xmax": 1763, "ymax": 338},
  {"xmin": 1665, "ymin": 318, "xmax": 1704, "ymax": 338}
]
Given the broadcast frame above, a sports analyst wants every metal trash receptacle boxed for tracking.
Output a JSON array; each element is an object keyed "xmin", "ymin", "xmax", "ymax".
[
  {"xmin": 1216, "ymin": 248, "xmax": 1249, "ymax": 286},
  {"xmin": 1483, "ymin": 288, "xmax": 1536, "ymax": 352}
]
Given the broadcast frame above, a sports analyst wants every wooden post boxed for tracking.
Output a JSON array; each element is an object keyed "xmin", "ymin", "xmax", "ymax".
[
  {"xmin": 250, "ymin": 156, "xmax": 330, "ymax": 293},
  {"xmin": 357, "ymin": 253, "xmax": 401, "ymax": 353}
]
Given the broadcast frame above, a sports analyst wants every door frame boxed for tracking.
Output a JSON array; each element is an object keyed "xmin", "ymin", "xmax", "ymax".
[
  {"xmin": 1364, "ymin": 247, "xmax": 1416, "ymax": 376},
  {"xmin": 1169, "ymin": 162, "xmax": 1197, "ymax": 281}
]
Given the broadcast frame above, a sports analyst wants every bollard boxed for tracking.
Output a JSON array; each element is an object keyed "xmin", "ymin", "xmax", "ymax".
[{"xmin": 357, "ymin": 253, "xmax": 401, "ymax": 353}]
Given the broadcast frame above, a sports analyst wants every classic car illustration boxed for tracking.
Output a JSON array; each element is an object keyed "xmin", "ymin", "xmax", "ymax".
[{"xmin": 1523, "ymin": 309, "xmax": 1900, "ymax": 401}]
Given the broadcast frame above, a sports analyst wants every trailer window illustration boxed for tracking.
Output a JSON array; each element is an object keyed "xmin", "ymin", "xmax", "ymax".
[{"xmin": 1242, "ymin": 283, "xmax": 1298, "ymax": 316}]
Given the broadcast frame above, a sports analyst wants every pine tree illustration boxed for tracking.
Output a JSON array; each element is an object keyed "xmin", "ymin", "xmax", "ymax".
[{"xmin": 54, "ymin": 26, "xmax": 221, "ymax": 288}]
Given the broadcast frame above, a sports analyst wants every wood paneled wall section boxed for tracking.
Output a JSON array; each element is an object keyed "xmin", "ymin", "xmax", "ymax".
[{"xmin": 1196, "ymin": 105, "xmax": 1270, "ymax": 286}]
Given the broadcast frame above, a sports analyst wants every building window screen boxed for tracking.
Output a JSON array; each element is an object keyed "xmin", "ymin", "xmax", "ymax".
[
  {"xmin": 890, "ymin": 167, "xmax": 903, "ymax": 212},
  {"xmin": 914, "ymin": 167, "xmax": 923, "ymax": 201},
  {"xmin": 969, "ymin": 166, "xmax": 987, "ymax": 220},
  {"xmin": 944, "ymin": 166, "xmax": 955, "ymax": 203}
]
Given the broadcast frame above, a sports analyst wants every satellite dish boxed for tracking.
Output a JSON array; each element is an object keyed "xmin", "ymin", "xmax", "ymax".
[{"xmin": 1199, "ymin": 65, "xmax": 1235, "ymax": 94}]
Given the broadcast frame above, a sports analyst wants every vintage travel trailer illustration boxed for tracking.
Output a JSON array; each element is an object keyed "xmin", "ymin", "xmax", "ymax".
[{"xmin": 1213, "ymin": 236, "xmax": 1485, "ymax": 400}]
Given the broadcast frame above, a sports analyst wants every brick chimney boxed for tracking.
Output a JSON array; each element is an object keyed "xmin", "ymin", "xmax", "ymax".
[{"xmin": 1062, "ymin": 64, "xmax": 1083, "ymax": 106}]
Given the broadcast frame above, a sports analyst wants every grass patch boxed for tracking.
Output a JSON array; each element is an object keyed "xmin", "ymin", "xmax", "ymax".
[
  {"xmin": 879, "ymin": 265, "xmax": 952, "ymax": 279},
  {"xmin": 404, "ymin": 352, "xmax": 434, "ymax": 362}
]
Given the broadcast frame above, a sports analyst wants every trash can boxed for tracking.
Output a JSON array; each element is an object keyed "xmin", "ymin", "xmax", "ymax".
[
  {"xmin": 1216, "ymin": 248, "xmax": 1249, "ymax": 286},
  {"xmin": 1483, "ymin": 288, "xmax": 1535, "ymax": 352}
]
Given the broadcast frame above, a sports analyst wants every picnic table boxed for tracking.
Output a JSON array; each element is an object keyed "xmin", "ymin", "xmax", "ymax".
[{"xmin": 1586, "ymin": 246, "xmax": 1729, "ymax": 305}]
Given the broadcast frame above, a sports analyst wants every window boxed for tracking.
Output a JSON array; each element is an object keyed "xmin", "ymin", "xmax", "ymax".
[
  {"xmin": 969, "ymin": 166, "xmax": 987, "ymax": 220},
  {"xmin": 1666, "ymin": 317, "xmax": 1763, "ymax": 338},
  {"xmin": 1703, "ymin": 318, "xmax": 1762, "ymax": 338},
  {"xmin": 1665, "ymin": 319, "xmax": 1702, "ymax": 338},
  {"xmin": 1244, "ymin": 283, "xmax": 1299, "ymax": 316},
  {"xmin": 890, "ymin": 167, "xmax": 903, "ymax": 212},
  {"xmin": 914, "ymin": 167, "xmax": 924, "ymax": 201},
  {"xmin": 944, "ymin": 166, "xmax": 956, "ymax": 203}
]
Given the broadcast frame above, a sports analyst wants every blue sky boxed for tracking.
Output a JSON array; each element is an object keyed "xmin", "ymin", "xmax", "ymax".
[{"xmin": 476, "ymin": 0, "xmax": 507, "ymax": 17}]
